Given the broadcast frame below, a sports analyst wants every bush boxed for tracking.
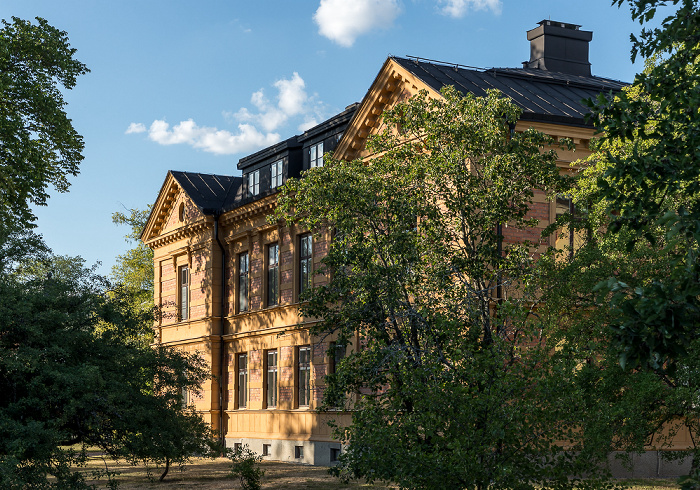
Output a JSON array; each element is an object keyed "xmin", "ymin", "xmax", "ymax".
[{"xmin": 227, "ymin": 444, "xmax": 264, "ymax": 490}]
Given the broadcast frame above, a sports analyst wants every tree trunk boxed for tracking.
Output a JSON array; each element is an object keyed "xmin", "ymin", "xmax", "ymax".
[{"xmin": 159, "ymin": 457, "xmax": 170, "ymax": 482}]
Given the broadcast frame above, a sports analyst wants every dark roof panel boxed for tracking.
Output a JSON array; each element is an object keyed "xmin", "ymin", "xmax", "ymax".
[
  {"xmin": 170, "ymin": 171, "xmax": 242, "ymax": 215},
  {"xmin": 392, "ymin": 56, "xmax": 627, "ymax": 126}
]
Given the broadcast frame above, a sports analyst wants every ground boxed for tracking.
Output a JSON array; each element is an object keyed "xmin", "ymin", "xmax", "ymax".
[
  {"xmin": 80, "ymin": 456, "xmax": 396, "ymax": 489},
  {"xmin": 78, "ymin": 455, "xmax": 681, "ymax": 489}
]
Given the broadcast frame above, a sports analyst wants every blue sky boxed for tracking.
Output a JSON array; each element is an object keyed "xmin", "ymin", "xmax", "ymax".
[{"xmin": 2, "ymin": 0, "xmax": 650, "ymax": 276}]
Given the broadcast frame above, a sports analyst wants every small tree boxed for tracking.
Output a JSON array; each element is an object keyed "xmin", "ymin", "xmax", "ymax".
[
  {"xmin": 275, "ymin": 87, "xmax": 613, "ymax": 489},
  {"xmin": 0, "ymin": 232, "xmax": 218, "ymax": 488}
]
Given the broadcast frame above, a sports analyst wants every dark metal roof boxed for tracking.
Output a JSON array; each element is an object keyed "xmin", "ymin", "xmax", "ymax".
[
  {"xmin": 170, "ymin": 171, "xmax": 242, "ymax": 215},
  {"xmin": 297, "ymin": 102, "xmax": 359, "ymax": 143},
  {"xmin": 237, "ymin": 136, "xmax": 301, "ymax": 171},
  {"xmin": 392, "ymin": 56, "xmax": 627, "ymax": 127}
]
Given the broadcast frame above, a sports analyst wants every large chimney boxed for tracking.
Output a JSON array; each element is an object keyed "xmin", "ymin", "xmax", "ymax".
[{"xmin": 524, "ymin": 20, "xmax": 592, "ymax": 76}]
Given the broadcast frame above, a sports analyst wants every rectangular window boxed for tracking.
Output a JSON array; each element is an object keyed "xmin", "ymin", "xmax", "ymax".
[
  {"xmin": 298, "ymin": 346, "xmax": 311, "ymax": 407},
  {"xmin": 267, "ymin": 243, "xmax": 279, "ymax": 306},
  {"xmin": 330, "ymin": 447, "xmax": 341, "ymax": 463},
  {"xmin": 179, "ymin": 265, "xmax": 189, "ymax": 321},
  {"xmin": 329, "ymin": 342, "xmax": 346, "ymax": 375},
  {"xmin": 248, "ymin": 170, "xmax": 260, "ymax": 196},
  {"xmin": 295, "ymin": 446, "xmax": 304, "ymax": 459},
  {"xmin": 238, "ymin": 252, "xmax": 249, "ymax": 312},
  {"xmin": 270, "ymin": 160, "xmax": 282, "ymax": 189},
  {"xmin": 262, "ymin": 444, "xmax": 271, "ymax": 456},
  {"xmin": 310, "ymin": 141, "xmax": 324, "ymax": 168},
  {"xmin": 238, "ymin": 353, "xmax": 248, "ymax": 409},
  {"xmin": 555, "ymin": 195, "xmax": 587, "ymax": 258},
  {"xmin": 299, "ymin": 234, "xmax": 312, "ymax": 297},
  {"xmin": 266, "ymin": 350, "xmax": 278, "ymax": 408}
]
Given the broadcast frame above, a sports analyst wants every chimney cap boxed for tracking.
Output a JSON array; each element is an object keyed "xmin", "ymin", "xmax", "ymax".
[{"xmin": 537, "ymin": 19, "xmax": 582, "ymax": 30}]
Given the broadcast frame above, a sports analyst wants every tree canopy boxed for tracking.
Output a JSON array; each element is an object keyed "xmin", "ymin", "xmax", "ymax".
[
  {"xmin": 0, "ymin": 16, "xmax": 89, "ymax": 229},
  {"xmin": 589, "ymin": 0, "xmax": 700, "ymax": 369},
  {"xmin": 274, "ymin": 87, "xmax": 620, "ymax": 489},
  {"xmin": 0, "ymin": 233, "xmax": 217, "ymax": 488}
]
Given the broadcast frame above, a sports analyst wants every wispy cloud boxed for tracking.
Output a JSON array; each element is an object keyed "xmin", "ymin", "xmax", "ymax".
[
  {"xmin": 125, "ymin": 122, "xmax": 146, "ymax": 134},
  {"xmin": 439, "ymin": 0, "xmax": 502, "ymax": 18},
  {"xmin": 126, "ymin": 73, "xmax": 326, "ymax": 155},
  {"xmin": 313, "ymin": 0, "xmax": 400, "ymax": 47},
  {"xmin": 147, "ymin": 120, "xmax": 279, "ymax": 155}
]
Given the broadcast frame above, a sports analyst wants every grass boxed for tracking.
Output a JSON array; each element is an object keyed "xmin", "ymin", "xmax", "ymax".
[{"xmin": 78, "ymin": 454, "xmax": 680, "ymax": 489}]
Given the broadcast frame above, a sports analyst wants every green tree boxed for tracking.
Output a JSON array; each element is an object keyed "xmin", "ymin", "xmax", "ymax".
[
  {"xmin": 0, "ymin": 17, "xmax": 88, "ymax": 229},
  {"xmin": 110, "ymin": 206, "xmax": 155, "ymax": 347},
  {"xmin": 0, "ymin": 234, "xmax": 217, "ymax": 488},
  {"xmin": 275, "ymin": 87, "xmax": 613, "ymax": 489},
  {"xmin": 588, "ymin": 0, "xmax": 700, "ymax": 369}
]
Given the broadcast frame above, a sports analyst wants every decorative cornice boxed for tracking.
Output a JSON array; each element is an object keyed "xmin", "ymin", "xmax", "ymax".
[
  {"xmin": 146, "ymin": 219, "xmax": 211, "ymax": 249},
  {"xmin": 219, "ymin": 195, "xmax": 277, "ymax": 228}
]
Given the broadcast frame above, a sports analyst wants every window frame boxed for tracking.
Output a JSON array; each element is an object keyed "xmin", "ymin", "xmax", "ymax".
[
  {"xmin": 248, "ymin": 170, "xmax": 260, "ymax": 197},
  {"xmin": 267, "ymin": 243, "xmax": 279, "ymax": 307},
  {"xmin": 238, "ymin": 252, "xmax": 249, "ymax": 313},
  {"xmin": 299, "ymin": 234, "xmax": 313, "ymax": 298},
  {"xmin": 179, "ymin": 265, "xmax": 189, "ymax": 321},
  {"xmin": 270, "ymin": 160, "xmax": 283, "ymax": 189},
  {"xmin": 237, "ymin": 353, "xmax": 248, "ymax": 409},
  {"xmin": 309, "ymin": 141, "xmax": 324, "ymax": 168},
  {"xmin": 298, "ymin": 346, "xmax": 311, "ymax": 408},
  {"xmin": 266, "ymin": 349, "xmax": 278, "ymax": 409}
]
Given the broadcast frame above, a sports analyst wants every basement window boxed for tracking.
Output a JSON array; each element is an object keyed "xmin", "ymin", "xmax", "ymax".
[
  {"xmin": 295, "ymin": 446, "xmax": 304, "ymax": 459},
  {"xmin": 263, "ymin": 444, "xmax": 271, "ymax": 456},
  {"xmin": 330, "ymin": 447, "xmax": 341, "ymax": 463}
]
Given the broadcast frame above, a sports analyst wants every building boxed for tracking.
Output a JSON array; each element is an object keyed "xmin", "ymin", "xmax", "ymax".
[{"xmin": 141, "ymin": 20, "xmax": 650, "ymax": 467}]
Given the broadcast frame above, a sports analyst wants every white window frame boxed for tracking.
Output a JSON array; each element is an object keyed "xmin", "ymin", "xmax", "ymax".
[
  {"xmin": 248, "ymin": 170, "xmax": 260, "ymax": 196},
  {"xmin": 310, "ymin": 142, "xmax": 324, "ymax": 168},
  {"xmin": 270, "ymin": 160, "xmax": 282, "ymax": 189}
]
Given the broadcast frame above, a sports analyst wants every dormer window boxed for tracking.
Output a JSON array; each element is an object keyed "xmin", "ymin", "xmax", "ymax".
[
  {"xmin": 310, "ymin": 142, "xmax": 324, "ymax": 168},
  {"xmin": 271, "ymin": 160, "xmax": 282, "ymax": 189},
  {"xmin": 248, "ymin": 170, "xmax": 260, "ymax": 197}
]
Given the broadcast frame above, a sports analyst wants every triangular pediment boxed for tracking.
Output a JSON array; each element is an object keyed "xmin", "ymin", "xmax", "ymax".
[
  {"xmin": 335, "ymin": 57, "xmax": 443, "ymax": 162},
  {"xmin": 141, "ymin": 172, "xmax": 205, "ymax": 245}
]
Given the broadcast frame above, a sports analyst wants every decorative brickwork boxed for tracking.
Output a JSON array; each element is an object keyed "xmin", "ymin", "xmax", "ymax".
[
  {"xmin": 313, "ymin": 364, "xmax": 327, "ymax": 381},
  {"xmin": 315, "ymin": 240, "xmax": 328, "ymax": 255},
  {"xmin": 282, "ymin": 230, "xmax": 291, "ymax": 246},
  {"xmin": 281, "ymin": 346, "xmax": 293, "ymax": 363},
  {"xmin": 281, "ymin": 289, "xmax": 292, "ymax": 303},
  {"xmin": 279, "ymin": 386, "xmax": 293, "ymax": 402},
  {"xmin": 250, "ymin": 369, "xmax": 261, "ymax": 383},
  {"xmin": 190, "ymin": 304, "xmax": 206, "ymax": 319},
  {"xmin": 249, "ymin": 388, "xmax": 261, "ymax": 402},
  {"xmin": 313, "ymin": 387, "xmax": 326, "ymax": 401},
  {"xmin": 313, "ymin": 342, "xmax": 328, "ymax": 358},
  {"xmin": 281, "ymin": 366, "xmax": 293, "ymax": 383},
  {"xmin": 250, "ymin": 350, "xmax": 261, "ymax": 364}
]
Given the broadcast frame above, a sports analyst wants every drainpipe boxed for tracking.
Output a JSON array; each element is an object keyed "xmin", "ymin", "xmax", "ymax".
[{"xmin": 213, "ymin": 214, "xmax": 227, "ymax": 450}]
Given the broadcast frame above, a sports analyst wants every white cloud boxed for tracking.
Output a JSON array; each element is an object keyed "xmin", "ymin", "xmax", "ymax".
[
  {"xmin": 125, "ymin": 122, "xmax": 146, "ymax": 134},
  {"xmin": 146, "ymin": 119, "xmax": 280, "ymax": 155},
  {"xmin": 313, "ymin": 0, "xmax": 400, "ymax": 47},
  {"xmin": 439, "ymin": 0, "xmax": 502, "ymax": 17},
  {"xmin": 127, "ymin": 73, "xmax": 327, "ymax": 156},
  {"xmin": 232, "ymin": 73, "xmax": 325, "ymax": 133}
]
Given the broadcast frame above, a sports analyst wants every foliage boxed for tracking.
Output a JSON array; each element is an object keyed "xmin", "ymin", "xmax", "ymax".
[
  {"xmin": 110, "ymin": 206, "xmax": 154, "ymax": 347},
  {"xmin": 587, "ymin": 0, "xmax": 700, "ymax": 370},
  {"xmin": 274, "ymin": 87, "xmax": 619, "ymax": 489},
  {"xmin": 0, "ymin": 231, "xmax": 217, "ymax": 488},
  {"xmin": 227, "ymin": 444, "xmax": 264, "ymax": 490},
  {"xmin": 0, "ymin": 16, "xmax": 88, "ymax": 228},
  {"xmin": 111, "ymin": 205, "xmax": 153, "ymax": 299}
]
